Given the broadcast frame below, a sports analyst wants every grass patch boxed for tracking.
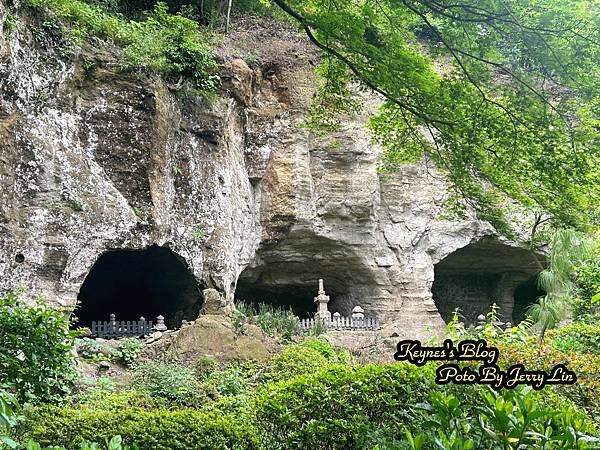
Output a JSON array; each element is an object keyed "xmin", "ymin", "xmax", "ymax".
[{"xmin": 234, "ymin": 301, "xmax": 301, "ymax": 340}]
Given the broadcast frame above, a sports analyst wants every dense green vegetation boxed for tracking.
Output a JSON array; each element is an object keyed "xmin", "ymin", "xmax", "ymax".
[
  {"xmin": 24, "ymin": 0, "xmax": 219, "ymax": 92},
  {"xmin": 0, "ymin": 293, "xmax": 75, "ymax": 404},
  {"xmin": 233, "ymin": 302, "xmax": 301, "ymax": 340},
  {"xmin": 2, "ymin": 0, "xmax": 600, "ymax": 448}
]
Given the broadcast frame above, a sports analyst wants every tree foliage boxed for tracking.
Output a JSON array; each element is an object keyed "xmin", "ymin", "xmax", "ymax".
[
  {"xmin": 529, "ymin": 229, "xmax": 595, "ymax": 341},
  {"xmin": 0, "ymin": 293, "xmax": 76, "ymax": 404},
  {"xmin": 268, "ymin": 0, "xmax": 600, "ymax": 234}
]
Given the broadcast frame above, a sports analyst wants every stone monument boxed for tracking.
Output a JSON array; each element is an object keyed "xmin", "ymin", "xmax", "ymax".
[{"xmin": 314, "ymin": 279, "xmax": 331, "ymax": 321}]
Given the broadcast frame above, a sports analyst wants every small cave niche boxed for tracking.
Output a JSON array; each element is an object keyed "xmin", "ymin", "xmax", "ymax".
[
  {"xmin": 513, "ymin": 276, "xmax": 546, "ymax": 324},
  {"xmin": 74, "ymin": 245, "xmax": 203, "ymax": 330},
  {"xmin": 432, "ymin": 238, "xmax": 543, "ymax": 325},
  {"xmin": 234, "ymin": 231, "xmax": 371, "ymax": 319}
]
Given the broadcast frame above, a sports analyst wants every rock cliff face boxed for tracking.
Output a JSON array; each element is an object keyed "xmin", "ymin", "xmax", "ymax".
[{"xmin": 0, "ymin": 2, "xmax": 544, "ymax": 337}]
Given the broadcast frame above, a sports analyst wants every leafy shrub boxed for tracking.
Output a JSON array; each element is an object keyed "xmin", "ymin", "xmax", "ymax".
[
  {"xmin": 1, "ymin": 390, "xmax": 20, "ymax": 448},
  {"xmin": 573, "ymin": 243, "xmax": 600, "ymax": 321},
  {"xmin": 260, "ymin": 345, "xmax": 329, "ymax": 383},
  {"xmin": 495, "ymin": 339, "xmax": 600, "ymax": 417},
  {"xmin": 0, "ymin": 293, "xmax": 75, "ymax": 403},
  {"xmin": 548, "ymin": 322, "xmax": 600, "ymax": 356},
  {"xmin": 25, "ymin": 0, "xmax": 219, "ymax": 93},
  {"xmin": 131, "ymin": 361, "xmax": 209, "ymax": 407},
  {"xmin": 121, "ymin": 3, "xmax": 218, "ymax": 91},
  {"xmin": 259, "ymin": 338, "xmax": 349, "ymax": 384},
  {"xmin": 69, "ymin": 389, "xmax": 165, "ymax": 411},
  {"xmin": 201, "ymin": 363, "xmax": 257, "ymax": 397},
  {"xmin": 76, "ymin": 337, "xmax": 142, "ymax": 366},
  {"xmin": 74, "ymin": 338, "xmax": 104, "ymax": 361},
  {"xmin": 231, "ymin": 308, "xmax": 247, "ymax": 335},
  {"xmin": 193, "ymin": 355, "xmax": 217, "ymax": 377},
  {"xmin": 1, "ymin": 392, "xmax": 143, "ymax": 450},
  {"xmin": 298, "ymin": 337, "xmax": 340, "ymax": 360},
  {"xmin": 253, "ymin": 303, "xmax": 300, "ymax": 339},
  {"xmin": 412, "ymin": 386, "xmax": 599, "ymax": 449},
  {"xmin": 19, "ymin": 405, "xmax": 258, "ymax": 449},
  {"xmin": 254, "ymin": 363, "xmax": 438, "ymax": 449},
  {"xmin": 113, "ymin": 338, "xmax": 144, "ymax": 366}
]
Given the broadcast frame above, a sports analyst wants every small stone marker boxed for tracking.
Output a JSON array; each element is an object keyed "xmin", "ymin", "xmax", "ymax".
[{"xmin": 477, "ymin": 314, "xmax": 487, "ymax": 327}]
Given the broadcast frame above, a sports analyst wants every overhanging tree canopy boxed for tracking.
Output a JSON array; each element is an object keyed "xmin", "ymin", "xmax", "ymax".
[{"xmin": 268, "ymin": 0, "xmax": 600, "ymax": 236}]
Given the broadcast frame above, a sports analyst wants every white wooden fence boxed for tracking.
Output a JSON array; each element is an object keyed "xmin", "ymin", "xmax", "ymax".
[{"xmin": 300, "ymin": 316, "xmax": 379, "ymax": 331}]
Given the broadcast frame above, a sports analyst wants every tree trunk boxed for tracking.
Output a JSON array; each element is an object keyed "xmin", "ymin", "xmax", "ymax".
[{"xmin": 225, "ymin": 0, "xmax": 232, "ymax": 33}]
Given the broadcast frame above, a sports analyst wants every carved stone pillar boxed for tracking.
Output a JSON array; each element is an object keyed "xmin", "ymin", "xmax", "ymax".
[{"xmin": 314, "ymin": 279, "xmax": 331, "ymax": 321}]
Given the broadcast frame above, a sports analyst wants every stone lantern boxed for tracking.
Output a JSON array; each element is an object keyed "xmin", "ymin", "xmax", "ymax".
[
  {"xmin": 351, "ymin": 305, "xmax": 365, "ymax": 320},
  {"xmin": 314, "ymin": 279, "xmax": 331, "ymax": 322},
  {"xmin": 155, "ymin": 315, "xmax": 168, "ymax": 331}
]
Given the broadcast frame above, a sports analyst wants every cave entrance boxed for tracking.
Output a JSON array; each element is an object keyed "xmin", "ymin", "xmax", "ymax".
[
  {"xmin": 74, "ymin": 245, "xmax": 203, "ymax": 330},
  {"xmin": 234, "ymin": 231, "xmax": 372, "ymax": 319},
  {"xmin": 432, "ymin": 238, "xmax": 544, "ymax": 325},
  {"xmin": 513, "ymin": 276, "xmax": 546, "ymax": 324}
]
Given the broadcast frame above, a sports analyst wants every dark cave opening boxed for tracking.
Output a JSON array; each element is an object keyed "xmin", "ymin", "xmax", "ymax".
[
  {"xmin": 234, "ymin": 281, "xmax": 319, "ymax": 319},
  {"xmin": 432, "ymin": 273, "xmax": 498, "ymax": 325},
  {"xmin": 74, "ymin": 245, "xmax": 203, "ymax": 330},
  {"xmin": 432, "ymin": 238, "xmax": 544, "ymax": 325},
  {"xmin": 513, "ymin": 276, "xmax": 546, "ymax": 324},
  {"xmin": 235, "ymin": 276, "xmax": 353, "ymax": 319},
  {"xmin": 234, "ymin": 231, "xmax": 372, "ymax": 319}
]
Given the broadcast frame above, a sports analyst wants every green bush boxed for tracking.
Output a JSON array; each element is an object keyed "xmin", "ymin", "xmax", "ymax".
[
  {"xmin": 113, "ymin": 338, "xmax": 144, "ymax": 366},
  {"xmin": 573, "ymin": 245, "xmax": 600, "ymax": 321},
  {"xmin": 0, "ymin": 293, "xmax": 75, "ymax": 404},
  {"xmin": 131, "ymin": 361, "xmax": 209, "ymax": 407},
  {"xmin": 121, "ymin": 2, "xmax": 218, "ymax": 91},
  {"xmin": 259, "ymin": 338, "xmax": 349, "ymax": 384},
  {"xmin": 254, "ymin": 363, "xmax": 438, "ymax": 449},
  {"xmin": 25, "ymin": 0, "xmax": 219, "ymax": 93},
  {"xmin": 74, "ymin": 338, "xmax": 104, "ymax": 361},
  {"xmin": 201, "ymin": 363, "xmax": 257, "ymax": 397},
  {"xmin": 548, "ymin": 322, "xmax": 600, "ymax": 355},
  {"xmin": 298, "ymin": 337, "xmax": 346, "ymax": 361},
  {"xmin": 412, "ymin": 386, "xmax": 599, "ymax": 449},
  {"xmin": 69, "ymin": 389, "xmax": 165, "ymax": 411},
  {"xmin": 1, "ymin": 390, "xmax": 20, "ymax": 448},
  {"xmin": 260, "ymin": 346, "xmax": 329, "ymax": 384},
  {"xmin": 19, "ymin": 405, "xmax": 258, "ymax": 449}
]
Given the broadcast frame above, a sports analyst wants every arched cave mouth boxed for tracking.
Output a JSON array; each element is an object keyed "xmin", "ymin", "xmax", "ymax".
[
  {"xmin": 432, "ymin": 238, "xmax": 544, "ymax": 325},
  {"xmin": 74, "ymin": 245, "xmax": 203, "ymax": 330},
  {"xmin": 235, "ymin": 232, "xmax": 373, "ymax": 319},
  {"xmin": 513, "ymin": 276, "xmax": 546, "ymax": 324}
]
